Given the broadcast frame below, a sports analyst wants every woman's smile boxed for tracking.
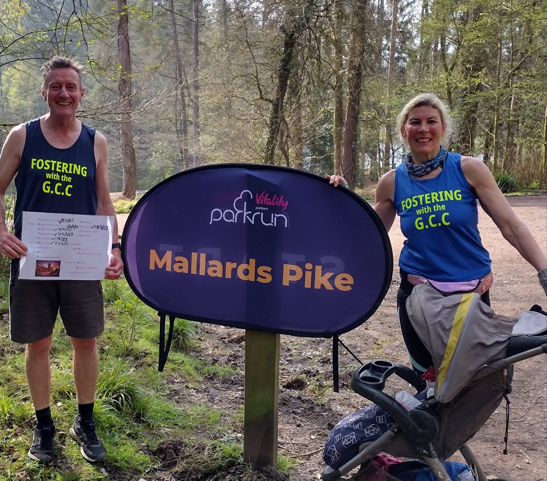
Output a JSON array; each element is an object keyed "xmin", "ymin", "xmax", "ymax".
[{"xmin": 401, "ymin": 106, "xmax": 446, "ymax": 164}]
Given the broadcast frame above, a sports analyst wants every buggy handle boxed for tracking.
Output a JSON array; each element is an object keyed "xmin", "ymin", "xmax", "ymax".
[
  {"xmin": 474, "ymin": 342, "xmax": 547, "ymax": 382},
  {"xmin": 351, "ymin": 361, "xmax": 438, "ymax": 445}
]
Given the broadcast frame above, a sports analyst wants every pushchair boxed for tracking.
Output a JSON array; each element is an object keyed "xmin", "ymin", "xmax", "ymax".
[{"xmin": 321, "ymin": 300, "xmax": 547, "ymax": 481}]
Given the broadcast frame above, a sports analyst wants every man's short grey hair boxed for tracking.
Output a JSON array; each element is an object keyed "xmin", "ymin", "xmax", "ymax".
[
  {"xmin": 41, "ymin": 56, "xmax": 84, "ymax": 89},
  {"xmin": 396, "ymin": 93, "xmax": 454, "ymax": 149}
]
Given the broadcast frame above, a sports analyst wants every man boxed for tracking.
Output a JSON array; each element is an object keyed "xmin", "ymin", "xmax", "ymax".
[{"xmin": 0, "ymin": 56, "xmax": 123, "ymax": 464}]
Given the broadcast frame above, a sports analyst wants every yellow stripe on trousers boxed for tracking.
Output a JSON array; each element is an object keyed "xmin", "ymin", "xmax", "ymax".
[{"xmin": 436, "ymin": 293, "xmax": 475, "ymax": 395}]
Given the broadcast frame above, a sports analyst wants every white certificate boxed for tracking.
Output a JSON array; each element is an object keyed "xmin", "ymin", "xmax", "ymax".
[{"xmin": 19, "ymin": 211, "xmax": 114, "ymax": 280}]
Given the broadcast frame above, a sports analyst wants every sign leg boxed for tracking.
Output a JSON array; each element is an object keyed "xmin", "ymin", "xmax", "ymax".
[{"xmin": 243, "ymin": 329, "xmax": 280, "ymax": 468}]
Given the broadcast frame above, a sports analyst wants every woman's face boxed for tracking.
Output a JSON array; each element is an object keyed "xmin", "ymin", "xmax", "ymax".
[{"xmin": 401, "ymin": 106, "xmax": 446, "ymax": 163}]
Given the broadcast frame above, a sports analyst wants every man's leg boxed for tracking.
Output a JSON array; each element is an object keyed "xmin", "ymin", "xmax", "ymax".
[
  {"xmin": 25, "ymin": 336, "xmax": 53, "ymax": 410},
  {"xmin": 25, "ymin": 335, "xmax": 56, "ymax": 464},
  {"xmin": 71, "ymin": 336, "xmax": 98, "ymax": 404},
  {"xmin": 70, "ymin": 336, "xmax": 106, "ymax": 463}
]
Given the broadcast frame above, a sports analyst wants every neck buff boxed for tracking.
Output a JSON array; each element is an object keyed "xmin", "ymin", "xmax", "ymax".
[{"xmin": 404, "ymin": 146, "xmax": 448, "ymax": 177}]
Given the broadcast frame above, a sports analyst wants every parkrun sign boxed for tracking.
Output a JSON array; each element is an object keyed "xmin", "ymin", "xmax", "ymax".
[{"xmin": 122, "ymin": 164, "xmax": 392, "ymax": 337}]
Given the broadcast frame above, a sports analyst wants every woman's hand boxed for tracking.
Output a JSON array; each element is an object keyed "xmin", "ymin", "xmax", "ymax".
[{"xmin": 326, "ymin": 175, "xmax": 348, "ymax": 188}]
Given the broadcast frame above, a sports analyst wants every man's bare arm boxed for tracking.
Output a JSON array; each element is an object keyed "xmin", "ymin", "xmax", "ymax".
[
  {"xmin": 0, "ymin": 125, "xmax": 28, "ymax": 258},
  {"xmin": 94, "ymin": 131, "xmax": 123, "ymax": 279}
]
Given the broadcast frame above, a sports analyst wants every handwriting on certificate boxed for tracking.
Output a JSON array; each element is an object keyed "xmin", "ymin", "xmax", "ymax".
[{"xmin": 19, "ymin": 212, "xmax": 114, "ymax": 280}]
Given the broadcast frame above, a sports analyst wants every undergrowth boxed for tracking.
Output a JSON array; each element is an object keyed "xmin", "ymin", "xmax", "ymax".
[{"xmin": 0, "ymin": 276, "xmax": 292, "ymax": 480}]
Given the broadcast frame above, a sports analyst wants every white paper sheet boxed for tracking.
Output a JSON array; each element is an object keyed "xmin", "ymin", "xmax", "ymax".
[{"xmin": 19, "ymin": 211, "xmax": 114, "ymax": 280}]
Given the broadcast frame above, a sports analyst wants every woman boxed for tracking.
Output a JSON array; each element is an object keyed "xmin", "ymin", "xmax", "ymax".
[{"xmin": 329, "ymin": 93, "xmax": 547, "ymax": 372}]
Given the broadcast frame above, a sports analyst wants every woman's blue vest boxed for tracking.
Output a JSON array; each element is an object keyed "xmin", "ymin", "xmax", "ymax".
[{"xmin": 394, "ymin": 152, "xmax": 491, "ymax": 282}]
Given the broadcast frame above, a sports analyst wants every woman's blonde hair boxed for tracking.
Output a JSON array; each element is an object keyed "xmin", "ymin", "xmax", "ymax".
[{"xmin": 396, "ymin": 93, "xmax": 453, "ymax": 149}]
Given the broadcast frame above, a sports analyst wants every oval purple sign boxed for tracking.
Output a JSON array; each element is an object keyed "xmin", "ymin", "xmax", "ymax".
[{"xmin": 122, "ymin": 164, "xmax": 392, "ymax": 337}]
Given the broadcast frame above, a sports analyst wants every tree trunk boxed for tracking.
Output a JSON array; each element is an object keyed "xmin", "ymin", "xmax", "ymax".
[
  {"xmin": 169, "ymin": 0, "xmax": 189, "ymax": 171},
  {"xmin": 492, "ymin": 30, "xmax": 503, "ymax": 172},
  {"xmin": 383, "ymin": 0, "xmax": 397, "ymax": 173},
  {"xmin": 483, "ymin": 119, "xmax": 493, "ymax": 167},
  {"xmin": 504, "ymin": 86, "xmax": 518, "ymax": 174},
  {"xmin": 387, "ymin": 0, "xmax": 397, "ymax": 95},
  {"xmin": 418, "ymin": 0, "xmax": 430, "ymax": 76},
  {"xmin": 222, "ymin": 0, "xmax": 232, "ymax": 115},
  {"xmin": 192, "ymin": 0, "xmax": 201, "ymax": 166},
  {"xmin": 264, "ymin": 3, "xmax": 313, "ymax": 165},
  {"xmin": 541, "ymin": 103, "xmax": 547, "ymax": 183},
  {"xmin": 333, "ymin": 0, "xmax": 344, "ymax": 175},
  {"xmin": 369, "ymin": 137, "xmax": 378, "ymax": 181},
  {"xmin": 453, "ymin": 6, "xmax": 484, "ymax": 155},
  {"xmin": 289, "ymin": 72, "xmax": 303, "ymax": 170},
  {"xmin": 492, "ymin": 93, "xmax": 501, "ymax": 172},
  {"xmin": 117, "ymin": 0, "xmax": 137, "ymax": 199},
  {"xmin": 341, "ymin": 0, "xmax": 368, "ymax": 188}
]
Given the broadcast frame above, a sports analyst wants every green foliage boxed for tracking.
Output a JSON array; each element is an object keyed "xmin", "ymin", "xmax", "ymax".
[
  {"xmin": 102, "ymin": 278, "xmax": 155, "ymax": 357},
  {"xmin": 0, "ymin": 195, "xmax": 16, "ymax": 278},
  {"xmin": 494, "ymin": 172, "xmax": 520, "ymax": 193},
  {"xmin": 102, "ymin": 278, "xmax": 128, "ymax": 304},
  {"xmin": 304, "ymin": 110, "xmax": 334, "ymax": 176},
  {"xmin": 203, "ymin": 363, "xmax": 239, "ymax": 379},
  {"xmin": 528, "ymin": 179, "xmax": 541, "ymax": 190},
  {"xmin": 139, "ymin": 142, "xmax": 178, "ymax": 190},
  {"xmin": 0, "ymin": 393, "xmax": 33, "ymax": 424},
  {"xmin": 96, "ymin": 358, "xmax": 136, "ymax": 413},
  {"xmin": 171, "ymin": 318, "xmax": 196, "ymax": 352},
  {"xmin": 1, "ymin": 66, "xmax": 43, "ymax": 122},
  {"xmin": 0, "ymin": 276, "xmax": 9, "ymax": 315},
  {"xmin": 113, "ymin": 198, "xmax": 137, "ymax": 214},
  {"xmin": 0, "ymin": 253, "xmax": 10, "ymax": 280},
  {"xmin": 277, "ymin": 453, "xmax": 297, "ymax": 472}
]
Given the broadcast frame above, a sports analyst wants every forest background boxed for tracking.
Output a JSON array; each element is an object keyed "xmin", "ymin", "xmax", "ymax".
[
  {"xmin": 1, "ymin": 0, "xmax": 547, "ymax": 197},
  {"xmin": 1, "ymin": 2, "xmax": 547, "ymax": 480}
]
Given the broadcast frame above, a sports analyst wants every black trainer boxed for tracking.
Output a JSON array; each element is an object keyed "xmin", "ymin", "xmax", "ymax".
[
  {"xmin": 69, "ymin": 416, "xmax": 106, "ymax": 463},
  {"xmin": 28, "ymin": 425, "xmax": 56, "ymax": 464}
]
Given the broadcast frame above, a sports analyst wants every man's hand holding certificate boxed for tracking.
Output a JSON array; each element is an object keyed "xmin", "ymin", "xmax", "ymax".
[{"xmin": 19, "ymin": 211, "xmax": 114, "ymax": 280}]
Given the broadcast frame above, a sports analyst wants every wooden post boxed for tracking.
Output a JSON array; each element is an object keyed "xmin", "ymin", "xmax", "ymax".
[{"xmin": 243, "ymin": 330, "xmax": 280, "ymax": 467}]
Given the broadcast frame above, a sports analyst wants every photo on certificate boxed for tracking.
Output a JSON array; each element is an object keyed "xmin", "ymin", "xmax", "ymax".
[{"xmin": 34, "ymin": 260, "xmax": 62, "ymax": 277}]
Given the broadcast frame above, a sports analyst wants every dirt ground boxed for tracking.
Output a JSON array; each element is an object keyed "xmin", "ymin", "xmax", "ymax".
[{"xmin": 120, "ymin": 194, "xmax": 547, "ymax": 481}]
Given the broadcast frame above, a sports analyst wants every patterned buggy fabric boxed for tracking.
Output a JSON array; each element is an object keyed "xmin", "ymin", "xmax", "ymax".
[{"xmin": 323, "ymin": 404, "xmax": 394, "ymax": 469}]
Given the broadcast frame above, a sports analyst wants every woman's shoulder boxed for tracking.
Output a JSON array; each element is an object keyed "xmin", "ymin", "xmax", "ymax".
[
  {"xmin": 456, "ymin": 155, "xmax": 494, "ymax": 189},
  {"xmin": 459, "ymin": 155, "xmax": 489, "ymax": 174},
  {"xmin": 376, "ymin": 169, "xmax": 396, "ymax": 198},
  {"xmin": 378, "ymin": 168, "xmax": 396, "ymax": 185}
]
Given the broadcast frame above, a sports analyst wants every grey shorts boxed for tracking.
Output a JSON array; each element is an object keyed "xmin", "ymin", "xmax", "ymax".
[{"xmin": 10, "ymin": 261, "xmax": 104, "ymax": 344}]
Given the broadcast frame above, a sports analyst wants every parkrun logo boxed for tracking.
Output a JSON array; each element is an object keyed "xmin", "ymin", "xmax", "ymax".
[{"xmin": 210, "ymin": 190, "xmax": 289, "ymax": 227}]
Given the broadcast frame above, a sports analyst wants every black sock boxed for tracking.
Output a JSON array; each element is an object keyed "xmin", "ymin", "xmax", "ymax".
[
  {"xmin": 36, "ymin": 407, "xmax": 54, "ymax": 428},
  {"xmin": 77, "ymin": 402, "xmax": 95, "ymax": 424}
]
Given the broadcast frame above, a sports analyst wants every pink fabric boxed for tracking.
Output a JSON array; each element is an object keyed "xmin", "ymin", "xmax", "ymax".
[{"xmin": 407, "ymin": 271, "xmax": 493, "ymax": 296}]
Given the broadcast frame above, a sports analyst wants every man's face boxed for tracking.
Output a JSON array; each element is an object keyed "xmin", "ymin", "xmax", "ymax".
[{"xmin": 42, "ymin": 67, "xmax": 84, "ymax": 118}]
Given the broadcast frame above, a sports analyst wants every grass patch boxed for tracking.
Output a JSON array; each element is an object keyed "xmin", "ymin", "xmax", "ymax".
[
  {"xmin": 152, "ymin": 438, "xmax": 290, "ymax": 480},
  {"xmin": 0, "ymin": 275, "xmax": 9, "ymax": 315},
  {"xmin": 0, "ymin": 276, "xmax": 262, "ymax": 480}
]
